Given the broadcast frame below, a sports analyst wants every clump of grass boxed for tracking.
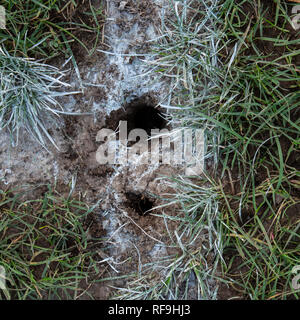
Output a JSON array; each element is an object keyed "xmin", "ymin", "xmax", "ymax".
[
  {"xmin": 0, "ymin": 1, "xmax": 105, "ymax": 149},
  {"xmin": 218, "ymin": 181, "xmax": 300, "ymax": 299},
  {"xmin": 149, "ymin": 0, "xmax": 224, "ymax": 105},
  {"xmin": 0, "ymin": 0, "xmax": 104, "ymax": 60},
  {"xmin": 0, "ymin": 46, "xmax": 77, "ymax": 149},
  {"xmin": 0, "ymin": 186, "xmax": 104, "ymax": 300}
]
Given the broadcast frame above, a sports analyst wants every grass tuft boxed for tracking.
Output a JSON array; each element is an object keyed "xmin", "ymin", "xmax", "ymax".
[
  {"xmin": 0, "ymin": 0, "xmax": 104, "ymax": 60},
  {"xmin": 0, "ymin": 46, "xmax": 76, "ymax": 149},
  {"xmin": 0, "ymin": 185, "xmax": 104, "ymax": 300}
]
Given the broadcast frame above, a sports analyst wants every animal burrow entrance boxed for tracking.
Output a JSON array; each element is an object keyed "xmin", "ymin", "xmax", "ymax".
[
  {"xmin": 123, "ymin": 102, "xmax": 167, "ymax": 136},
  {"xmin": 105, "ymin": 96, "xmax": 168, "ymax": 137},
  {"xmin": 125, "ymin": 192, "xmax": 155, "ymax": 216}
]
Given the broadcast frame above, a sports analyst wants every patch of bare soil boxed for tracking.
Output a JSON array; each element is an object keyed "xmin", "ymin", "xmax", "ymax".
[{"xmin": 53, "ymin": 99, "xmax": 185, "ymax": 297}]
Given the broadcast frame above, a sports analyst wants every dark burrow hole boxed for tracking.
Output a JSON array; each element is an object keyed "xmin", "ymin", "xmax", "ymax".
[
  {"xmin": 125, "ymin": 192, "xmax": 154, "ymax": 216},
  {"xmin": 124, "ymin": 103, "xmax": 167, "ymax": 136},
  {"xmin": 106, "ymin": 97, "xmax": 168, "ymax": 137}
]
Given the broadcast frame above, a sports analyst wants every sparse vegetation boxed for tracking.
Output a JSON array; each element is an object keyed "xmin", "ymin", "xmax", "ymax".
[
  {"xmin": 0, "ymin": 0, "xmax": 103, "ymax": 60},
  {"xmin": 0, "ymin": 0, "xmax": 103, "ymax": 149},
  {"xmin": 0, "ymin": 186, "xmax": 104, "ymax": 300}
]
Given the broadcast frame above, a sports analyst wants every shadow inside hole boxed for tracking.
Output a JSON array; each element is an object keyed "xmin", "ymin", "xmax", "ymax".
[
  {"xmin": 115, "ymin": 100, "xmax": 168, "ymax": 137},
  {"xmin": 100, "ymin": 96, "xmax": 170, "ymax": 148},
  {"xmin": 125, "ymin": 192, "xmax": 154, "ymax": 216},
  {"xmin": 128, "ymin": 104, "xmax": 167, "ymax": 136}
]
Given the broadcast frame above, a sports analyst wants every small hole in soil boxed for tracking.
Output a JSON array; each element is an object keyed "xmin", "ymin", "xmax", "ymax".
[
  {"xmin": 125, "ymin": 103, "xmax": 167, "ymax": 136},
  {"xmin": 125, "ymin": 192, "xmax": 154, "ymax": 216},
  {"xmin": 105, "ymin": 97, "xmax": 168, "ymax": 137}
]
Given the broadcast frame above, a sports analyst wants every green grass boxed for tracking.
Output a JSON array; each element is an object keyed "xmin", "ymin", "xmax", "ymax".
[
  {"xmin": 0, "ymin": 46, "xmax": 78, "ymax": 149},
  {"xmin": 121, "ymin": 0, "xmax": 300, "ymax": 300},
  {"xmin": 0, "ymin": 0, "xmax": 104, "ymax": 60},
  {"xmin": 0, "ymin": 185, "xmax": 104, "ymax": 300},
  {"xmin": 0, "ymin": 0, "xmax": 104, "ymax": 149}
]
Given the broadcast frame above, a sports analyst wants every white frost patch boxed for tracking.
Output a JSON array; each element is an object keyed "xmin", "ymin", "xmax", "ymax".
[{"xmin": 89, "ymin": 0, "xmax": 169, "ymax": 114}]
